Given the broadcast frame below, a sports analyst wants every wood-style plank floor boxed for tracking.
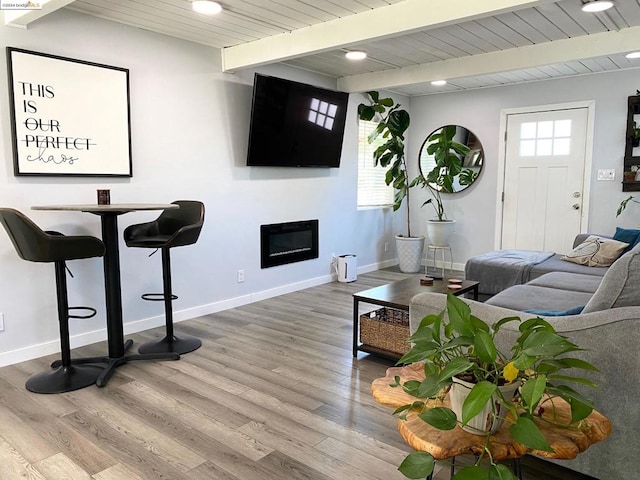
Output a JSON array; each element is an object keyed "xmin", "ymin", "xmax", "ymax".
[{"xmin": 0, "ymin": 269, "xmax": 596, "ymax": 479}]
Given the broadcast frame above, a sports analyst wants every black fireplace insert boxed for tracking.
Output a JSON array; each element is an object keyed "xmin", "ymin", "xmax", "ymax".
[{"xmin": 260, "ymin": 220, "xmax": 319, "ymax": 268}]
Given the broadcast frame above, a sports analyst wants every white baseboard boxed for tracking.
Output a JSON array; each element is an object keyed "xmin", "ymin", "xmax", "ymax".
[{"xmin": 0, "ymin": 258, "xmax": 395, "ymax": 368}]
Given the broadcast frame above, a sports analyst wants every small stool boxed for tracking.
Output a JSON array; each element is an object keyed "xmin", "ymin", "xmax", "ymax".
[{"xmin": 426, "ymin": 244, "xmax": 453, "ymax": 279}]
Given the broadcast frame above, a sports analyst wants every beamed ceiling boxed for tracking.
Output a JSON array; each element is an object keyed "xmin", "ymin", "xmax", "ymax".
[{"xmin": 6, "ymin": 0, "xmax": 640, "ymax": 96}]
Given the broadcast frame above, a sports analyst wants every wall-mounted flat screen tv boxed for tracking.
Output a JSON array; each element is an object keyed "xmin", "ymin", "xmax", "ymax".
[{"xmin": 246, "ymin": 74, "xmax": 349, "ymax": 168}]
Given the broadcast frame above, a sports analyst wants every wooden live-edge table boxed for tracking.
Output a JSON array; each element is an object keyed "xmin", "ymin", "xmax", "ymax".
[
  {"xmin": 353, "ymin": 276, "xmax": 479, "ymax": 360},
  {"xmin": 32, "ymin": 203, "xmax": 181, "ymax": 387},
  {"xmin": 372, "ymin": 364, "xmax": 611, "ymax": 479}
]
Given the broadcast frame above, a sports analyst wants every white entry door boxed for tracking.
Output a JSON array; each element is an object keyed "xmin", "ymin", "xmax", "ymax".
[{"xmin": 502, "ymin": 107, "xmax": 589, "ymax": 254}]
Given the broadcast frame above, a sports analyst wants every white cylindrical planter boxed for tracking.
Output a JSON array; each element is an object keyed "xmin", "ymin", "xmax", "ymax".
[
  {"xmin": 395, "ymin": 235, "xmax": 425, "ymax": 273},
  {"xmin": 426, "ymin": 220, "xmax": 455, "ymax": 247},
  {"xmin": 449, "ymin": 377, "xmax": 520, "ymax": 434}
]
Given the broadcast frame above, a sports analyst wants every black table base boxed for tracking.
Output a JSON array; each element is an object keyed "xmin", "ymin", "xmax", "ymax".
[{"xmin": 51, "ymin": 339, "xmax": 179, "ymax": 387}]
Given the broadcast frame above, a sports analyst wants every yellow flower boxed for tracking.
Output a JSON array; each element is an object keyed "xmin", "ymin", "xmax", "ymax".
[{"xmin": 503, "ymin": 362, "xmax": 519, "ymax": 383}]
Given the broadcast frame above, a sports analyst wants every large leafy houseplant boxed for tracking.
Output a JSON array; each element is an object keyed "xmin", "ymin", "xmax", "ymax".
[
  {"xmin": 421, "ymin": 125, "xmax": 473, "ymax": 221},
  {"xmin": 358, "ymin": 91, "xmax": 421, "ymax": 237},
  {"xmin": 392, "ymin": 294, "xmax": 598, "ymax": 480}
]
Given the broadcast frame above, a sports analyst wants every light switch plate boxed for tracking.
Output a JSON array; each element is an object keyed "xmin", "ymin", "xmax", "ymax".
[{"xmin": 597, "ymin": 169, "xmax": 615, "ymax": 181}]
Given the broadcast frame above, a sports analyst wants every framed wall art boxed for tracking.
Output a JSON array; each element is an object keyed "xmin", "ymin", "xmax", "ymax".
[{"xmin": 6, "ymin": 47, "xmax": 132, "ymax": 177}]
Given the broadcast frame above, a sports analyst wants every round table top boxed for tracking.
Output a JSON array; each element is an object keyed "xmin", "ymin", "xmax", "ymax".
[{"xmin": 32, "ymin": 203, "xmax": 179, "ymax": 213}]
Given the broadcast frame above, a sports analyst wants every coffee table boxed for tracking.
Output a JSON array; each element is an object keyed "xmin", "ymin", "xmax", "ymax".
[{"xmin": 352, "ymin": 276, "xmax": 479, "ymax": 359}]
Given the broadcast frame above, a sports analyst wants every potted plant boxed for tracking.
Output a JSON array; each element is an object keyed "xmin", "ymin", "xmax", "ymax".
[
  {"xmin": 632, "ymin": 121, "xmax": 640, "ymax": 148},
  {"xmin": 420, "ymin": 125, "xmax": 471, "ymax": 246},
  {"xmin": 391, "ymin": 294, "xmax": 599, "ymax": 479},
  {"xmin": 358, "ymin": 91, "xmax": 425, "ymax": 272}
]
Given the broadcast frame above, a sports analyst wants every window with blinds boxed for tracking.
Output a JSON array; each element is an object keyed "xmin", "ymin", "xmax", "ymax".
[{"xmin": 358, "ymin": 119, "xmax": 394, "ymax": 208}]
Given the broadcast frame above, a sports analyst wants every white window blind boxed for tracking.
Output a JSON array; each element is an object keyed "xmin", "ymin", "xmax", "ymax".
[{"xmin": 358, "ymin": 119, "xmax": 394, "ymax": 208}]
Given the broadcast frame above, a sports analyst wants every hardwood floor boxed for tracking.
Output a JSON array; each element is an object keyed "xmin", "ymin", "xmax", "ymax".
[{"xmin": 0, "ymin": 269, "xmax": 596, "ymax": 479}]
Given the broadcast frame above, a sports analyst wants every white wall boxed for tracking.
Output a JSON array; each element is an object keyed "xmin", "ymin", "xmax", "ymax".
[
  {"xmin": 407, "ymin": 69, "xmax": 640, "ymax": 267},
  {"xmin": 0, "ymin": 9, "xmax": 399, "ymax": 366}
]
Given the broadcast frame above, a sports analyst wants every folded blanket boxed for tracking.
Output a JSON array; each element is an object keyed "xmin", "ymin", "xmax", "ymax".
[{"xmin": 465, "ymin": 250, "xmax": 554, "ymax": 295}]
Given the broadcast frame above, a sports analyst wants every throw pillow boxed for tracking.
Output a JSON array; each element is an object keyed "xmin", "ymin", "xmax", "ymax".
[
  {"xmin": 582, "ymin": 242, "xmax": 640, "ymax": 313},
  {"xmin": 613, "ymin": 227, "xmax": 640, "ymax": 253},
  {"xmin": 524, "ymin": 305, "xmax": 584, "ymax": 316},
  {"xmin": 562, "ymin": 235, "xmax": 629, "ymax": 267}
]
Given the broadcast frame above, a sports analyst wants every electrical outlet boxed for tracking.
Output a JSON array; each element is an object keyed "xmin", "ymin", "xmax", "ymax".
[
  {"xmin": 597, "ymin": 169, "xmax": 615, "ymax": 181},
  {"xmin": 0, "ymin": 313, "xmax": 4, "ymax": 332},
  {"xmin": 237, "ymin": 270, "xmax": 245, "ymax": 283},
  {"xmin": 384, "ymin": 242, "xmax": 389, "ymax": 252}
]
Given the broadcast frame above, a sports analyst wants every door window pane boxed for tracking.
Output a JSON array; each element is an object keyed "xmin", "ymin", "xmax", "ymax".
[
  {"xmin": 521, "ymin": 122, "xmax": 537, "ymax": 139},
  {"xmin": 554, "ymin": 119, "xmax": 571, "ymax": 137},
  {"xmin": 519, "ymin": 119, "xmax": 572, "ymax": 157}
]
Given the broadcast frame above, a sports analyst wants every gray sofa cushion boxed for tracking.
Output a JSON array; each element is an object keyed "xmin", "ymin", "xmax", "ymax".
[
  {"xmin": 583, "ymin": 242, "xmax": 640, "ymax": 313},
  {"xmin": 527, "ymin": 271, "xmax": 602, "ymax": 294},
  {"xmin": 485, "ymin": 284, "xmax": 593, "ymax": 311},
  {"xmin": 528, "ymin": 254, "xmax": 608, "ymax": 280},
  {"xmin": 465, "ymin": 250, "xmax": 554, "ymax": 295}
]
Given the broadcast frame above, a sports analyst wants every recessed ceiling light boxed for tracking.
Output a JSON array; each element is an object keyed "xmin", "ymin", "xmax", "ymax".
[
  {"xmin": 626, "ymin": 51, "xmax": 640, "ymax": 59},
  {"xmin": 192, "ymin": 1, "xmax": 222, "ymax": 15},
  {"xmin": 345, "ymin": 51, "xmax": 367, "ymax": 61},
  {"xmin": 581, "ymin": 0, "xmax": 614, "ymax": 13},
  {"xmin": 431, "ymin": 80, "xmax": 447, "ymax": 86}
]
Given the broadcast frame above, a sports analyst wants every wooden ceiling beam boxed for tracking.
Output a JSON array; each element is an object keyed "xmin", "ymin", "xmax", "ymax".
[
  {"xmin": 4, "ymin": 0, "xmax": 76, "ymax": 28},
  {"xmin": 221, "ymin": 0, "xmax": 548, "ymax": 72},
  {"xmin": 337, "ymin": 26, "xmax": 640, "ymax": 92}
]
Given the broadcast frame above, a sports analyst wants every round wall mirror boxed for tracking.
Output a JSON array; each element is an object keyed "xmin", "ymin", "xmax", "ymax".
[{"xmin": 418, "ymin": 125, "xmax": 484, "ymax": 193}]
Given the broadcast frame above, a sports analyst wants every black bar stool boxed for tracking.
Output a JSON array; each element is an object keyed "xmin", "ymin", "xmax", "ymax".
[
  {"xmin": 0, "ymin": 208, "xmax": 106, "ymax": 394},
  {"xmin": 124, "ymin": 200, "xmax": 205, "ymax": 355}
]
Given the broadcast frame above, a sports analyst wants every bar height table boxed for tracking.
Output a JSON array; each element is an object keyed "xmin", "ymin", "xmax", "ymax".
[{"xmin": 32, "ymin": 203, "xmax": 181, "ymax": 387}]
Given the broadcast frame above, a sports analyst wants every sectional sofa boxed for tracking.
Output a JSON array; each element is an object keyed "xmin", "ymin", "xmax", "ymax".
[
  {"xmin": 465, "ymin": 233, "xmax": 611, "ymax": 296},
  {"xmin": 407, "ymin": 240, "xmax": 640, "ymax": 479}
]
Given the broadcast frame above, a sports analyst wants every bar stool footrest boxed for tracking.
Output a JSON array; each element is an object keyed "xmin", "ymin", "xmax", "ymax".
[
  {"xmin": 141, "ymin": 292, "xmax": 178, "ymax": 302},
  {"xmin": 68, "ymin": 306, "xmax": 97, "ymax": 319}
]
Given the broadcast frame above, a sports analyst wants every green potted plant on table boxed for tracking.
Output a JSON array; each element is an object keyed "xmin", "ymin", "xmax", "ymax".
[
  {"xmin": 420, "ymin": 125, "xmax": 472, "ymax": 247},
  {"xmin": 392, "ymin": 294, "xmax": 599, "ymax": 479},
  {"xmin": 358, "ymin": 91, "xmax": 424, "ymax": 272}
]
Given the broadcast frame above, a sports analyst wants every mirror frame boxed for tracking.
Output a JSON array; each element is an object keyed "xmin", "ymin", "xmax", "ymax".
[{"xmin": 418, "ymin": 125, "xmax": 484, "ymax": 193}]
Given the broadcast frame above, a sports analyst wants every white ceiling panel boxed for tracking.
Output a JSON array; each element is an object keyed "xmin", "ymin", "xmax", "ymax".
[{"xmin": 5, "ymin": 0, "xmax": 635, "ymax": 96}]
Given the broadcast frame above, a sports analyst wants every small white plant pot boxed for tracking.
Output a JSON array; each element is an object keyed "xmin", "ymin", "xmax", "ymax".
[
  {"xmin": 449, "ymin": 377, "xmax": 520, "ymax": 435},
  {"xmin": 426, "ymin": 220, "xmax": 455, "ymax": 247}
]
